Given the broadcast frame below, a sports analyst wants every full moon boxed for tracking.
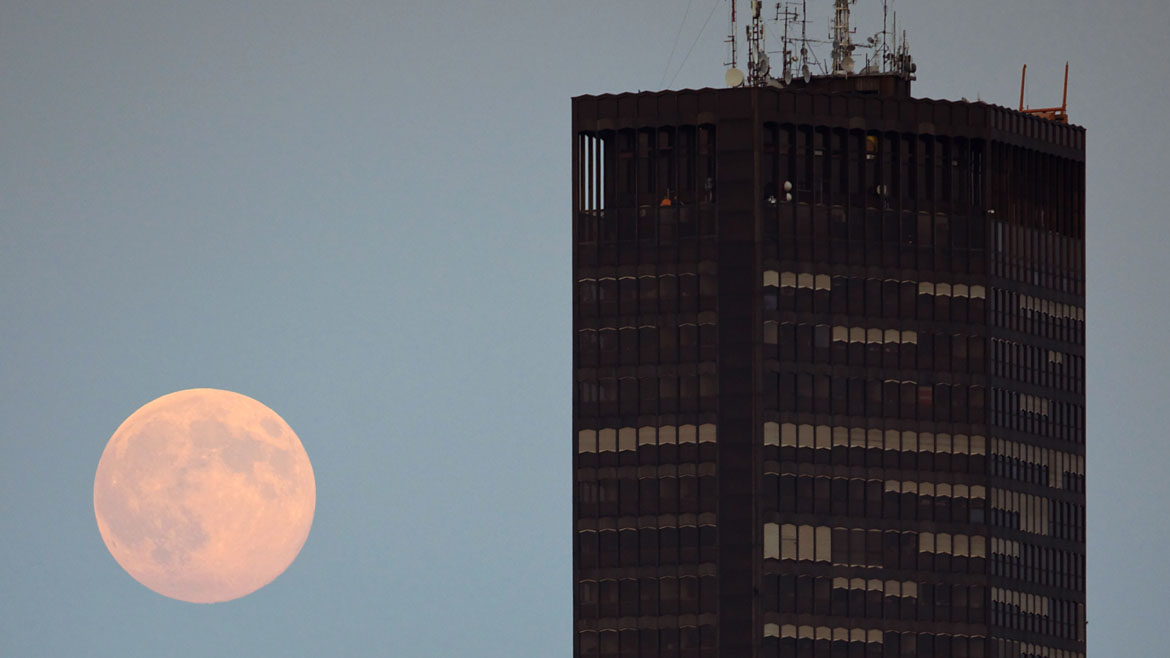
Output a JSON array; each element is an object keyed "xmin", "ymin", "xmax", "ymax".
[{"xmin": 93, "ymin": 388, "xmax": 315, "ymax": 603}]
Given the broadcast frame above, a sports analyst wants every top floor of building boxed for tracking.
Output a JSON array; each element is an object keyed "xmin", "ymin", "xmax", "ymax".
[{"xmin": 572, "ymin": 75, "xmax": 1084, "ymax": 160}]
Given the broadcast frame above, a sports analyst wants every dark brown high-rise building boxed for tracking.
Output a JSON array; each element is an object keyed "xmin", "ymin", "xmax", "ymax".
[{"xmin": 572, "ymin": 72, "xmax": 1085, "ymax": 658}]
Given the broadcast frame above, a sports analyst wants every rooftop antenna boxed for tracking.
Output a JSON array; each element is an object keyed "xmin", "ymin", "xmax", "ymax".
[
  {"xmin": 1018, "ymin": 64, "xmax": 1027, "ymax": 110},
  {"xmin": 726, "ymin": 0, "xmax": 745, "ymax": 86},
  {"xmin": 882, "ymin": 0, "xmax": 889, "ymax": 62},
  {"xmin": 776, "ymin": 2, "xmax": 797, "ymax": 85},
  {"xmin": 875, "ymin": 0, "xmax": 889, "ymax": 71},
  {"xmin": 890, "ymin": 10, "xmax": 897, "ymax": 70},
  {"xmin": 831, "ymin": 0, "xmax": 857, "ymax": 75},
  {"xmin": 889, "ymin": 8, "xmax": 915, "ymax": 82},
  {"xmin": 859, "ymin": 1, "xmax": 890, "ymax": 74},
  {"xmin": 799, "ymin": 0, "xmax": 811, "ymax": 81},
  {"xmin": 746, "ymin": 0, "xmax": 771, "ymax": 85}
]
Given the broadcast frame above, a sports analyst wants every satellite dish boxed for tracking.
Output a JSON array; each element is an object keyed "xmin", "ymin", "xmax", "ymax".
[
  {"xmin": 843, "ymin": 55, "xmax": 855, "ymax": 73},
  {"xmin": 725, "ymin": 67, "xmax": 745, "ymax": 87},
  {"xmin": 759, "ymin": 52, "xmax": 770, "ymax": 73},
  {"xmin": 783, "ymin": 69, "xmax": 793, "ymax": 85},
  {"xmin": 801, "ymin": 64, "xmax": 811, "ymax": 83}
]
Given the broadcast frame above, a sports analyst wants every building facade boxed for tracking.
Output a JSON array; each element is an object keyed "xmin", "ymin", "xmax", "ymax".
[{"xmin": 572, "ymin": 78, "xmax": 1085, "ymax": 658}]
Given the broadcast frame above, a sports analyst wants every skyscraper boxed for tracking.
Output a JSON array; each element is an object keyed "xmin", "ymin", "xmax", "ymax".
[{"xmin": 571, "ymin": 38, "xmax": 1085, "ymax": 658}]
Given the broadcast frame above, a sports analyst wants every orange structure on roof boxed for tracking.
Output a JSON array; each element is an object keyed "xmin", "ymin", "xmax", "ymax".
[{"xmin": 1019, "ymin": 62, "xmax": 1070, "ymax": 123}]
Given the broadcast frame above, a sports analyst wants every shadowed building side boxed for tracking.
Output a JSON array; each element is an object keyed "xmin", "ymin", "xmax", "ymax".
[{"xmin": 572, "ymin": 77, "xmax": 1084, "ymax": 658}]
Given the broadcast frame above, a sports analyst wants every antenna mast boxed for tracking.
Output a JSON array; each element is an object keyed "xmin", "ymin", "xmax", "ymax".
[
  {"xmin": 725, "ymin": 0, "xmax": 747, "ymax": 86},
  {"xmin": 800, "ymin": 0, "xmax": 812, "ymax": 81},
  {"xmin": 879, "ymin": 0, "xmax": 889, "ymax": 68},
  {"xmin": 777, "ymin": 2, "xmax": 796, "ymax": 85},
  {"xmin": 831, "ymin": 0, "xmax": 856, "ymax": 75},
  {"xmin": 726, "ymin": 0, "xmax": 738, "ymax": 71},
  {"xmin": 746, "ymin": 0, "xmax": 770, "ymax": 85}
]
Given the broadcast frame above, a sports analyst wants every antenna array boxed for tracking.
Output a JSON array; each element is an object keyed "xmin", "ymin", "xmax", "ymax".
[{"xmin": 723, "ymin": 0, "xmax": 916, "ymax": 88}]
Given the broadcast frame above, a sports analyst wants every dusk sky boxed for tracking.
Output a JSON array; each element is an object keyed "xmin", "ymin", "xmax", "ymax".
[{"xmin": 2, "ymin": 1, "xmax": 1167, "ymax": 656}]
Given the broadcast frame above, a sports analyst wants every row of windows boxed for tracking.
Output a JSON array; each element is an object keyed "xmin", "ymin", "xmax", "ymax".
[
  {"xmin": 577, "ymin": 268, "xmax": 994, "ymax": 323},
  {"xmin": 580, "ymin": 458, "xmax": 1081, "ymax": 537},
  {"xmin": 991, "ymin": 588, "xmax": 1083, "ymax": 640},
  {"xmin": 991, "ymin": 220, "xmax": 1084, "ymax": 296},
  {"xmin": 764, "ymin": 446, "xmax": 981, "ymax": 474},
  {"xmin": 578, "ymin": 321, "xmax": 1084, "ymax": 382},
  {"xmin": 763, "ymin": 628, "xmax": 989, "ymax": 658},
  {"xmin": 583, "ymin": 441, "xmax": 983, "ymax": 475},
  {"xmin": 580, "ymin": 627, "xmax": 996, "ymax": 658},
  {"xmin": 576, "ymin": 624, "xmax": 717, "ymax": 656},
  {"xmin": 576, "ymin": 275, "xmax": 1085, "ymax": 346},
  {"xmin": 764, "ymin": 125, "xmax": 984, "ymax": 212},
  {"xmin": 582, "ymin": 422, "xmax": 991, "ymax": 456},
  {"xmin": 996, "ymin": 639, "xmax": 1084, "ymax": 658},
  {"xmin": 611, "ymin": 125, "xmax": 716, "ymax": 206},
  {"xmin": 575, "ymin": 421, "xmax": 989, "ymax": 471},
  {"xmin": 991, "ymin": 288, "xmax": 1084, "ymax": 345},
  {"xmin": 990, "ymin": 539, "xmax": 1085, "ymax": 591},
  {"xmin": 763, "ymin": 575, "xmax": 986, "ymax": 625},
  {"xmin": 577, "ymin": 206, "xmax": 722, "ymax": 245},
  {"xmin": 990, "ymin": 438, "xmax": 1084, "ymax": 492},
  {"xmin": 576, "ymin": 125, "xmax": 720, "ymax": 246},
  {"xmin": 1021, "ymin": 393, "xmax": 1054, "ymax": 417},
  {"xmin": 762, "ymin": 524, "xmax": 987, "ymax": 574},
  {"xmin": 764, "ymin": 423, "xmax": 987, "ymax": 473},
  {"xmin": 762, "ymin": 208, "xmax": 988, "ymax": 274},
  {"xmin": 763, "ymin": 270, "xmax": 987, "ymax": 323},
  {"xmin": 770, "ymin": 372, "xmax": 986, "ymax": 423},
  {"xmin": 580, "ymin": 475, "xmax": 996, "ymax": 526},
  {"xmin": 763, "ymin": 475, "xmax": 986, "ymax": 525},
  {"xmin": 577, "ymin": 267, "xmax": 716, "ymax": 317},
  {"xmin": 578, "ymin": 628, "xmax": 1084, "ymax": 658},
  {"xmin": 572, "ymin": 237, "xmax": 716, "ymax": 271},
  {"xmin": 574, "ymin": 512, "xmax": 717, "ymax": 533},
  {"xmin": 990, "ymin": 488, "xmax": 1047, "ymax": 536},
  {"xmin": 990, "ymin": 388, "xmax": 1084, "ymax": 444},
  {"xmin": 578, "ymin": 527, "xmax": 716, "ymax": 568},
  {"xmin": 577, "ymin": 322, "xmax": 717, "ymax": 366},
  {"xmin": 990, "ymin": 338, "xmax": 1083, "ymax": 394},
  {"xmin": 990, "ymin": 489, "xmax": 1084, "ymax": 542},
  {"xmin": 578, "ymin": 476, "xmax": 717, "ymax": 517},
  {"xmin": 576, "ymin": 126, "xmax": 717, "ymax": 211},
  {"xmin": 576, "ymin": 442, "xmax": 717, "ymax": 469},
  {"xmin": 579, "ymin": 617, "xmax": 1082, "ymax": 656},
  {"xmin": 765, "ymin": 322, "xmax": 986, "ymax": 374},
  {"xmin": 1018, "ymin": 292, "xmax": 1083, "ymax": 319},
  {"xmin": 578, "ymin": 425, "xmax": 716, "ymax": 453},
  {"xmin": 577, "ymin": 373, "xmax": 717, "ymax": 417},
  {"xmin": 578, "ymin": 575, "xmax": 716, "ymax": 618},
  {"xmin": 766, "ymin": 423, "xmax": 985, "ymax": 454},
  {"xmin": 578, "ymin": 608, "xmax": 1082, "ymax": 656}
]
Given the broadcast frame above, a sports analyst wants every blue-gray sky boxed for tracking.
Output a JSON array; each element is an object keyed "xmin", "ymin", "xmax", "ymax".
[{"xmin": 2, "ymin": 1, "xmax": 1166, "ymax": 656}]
